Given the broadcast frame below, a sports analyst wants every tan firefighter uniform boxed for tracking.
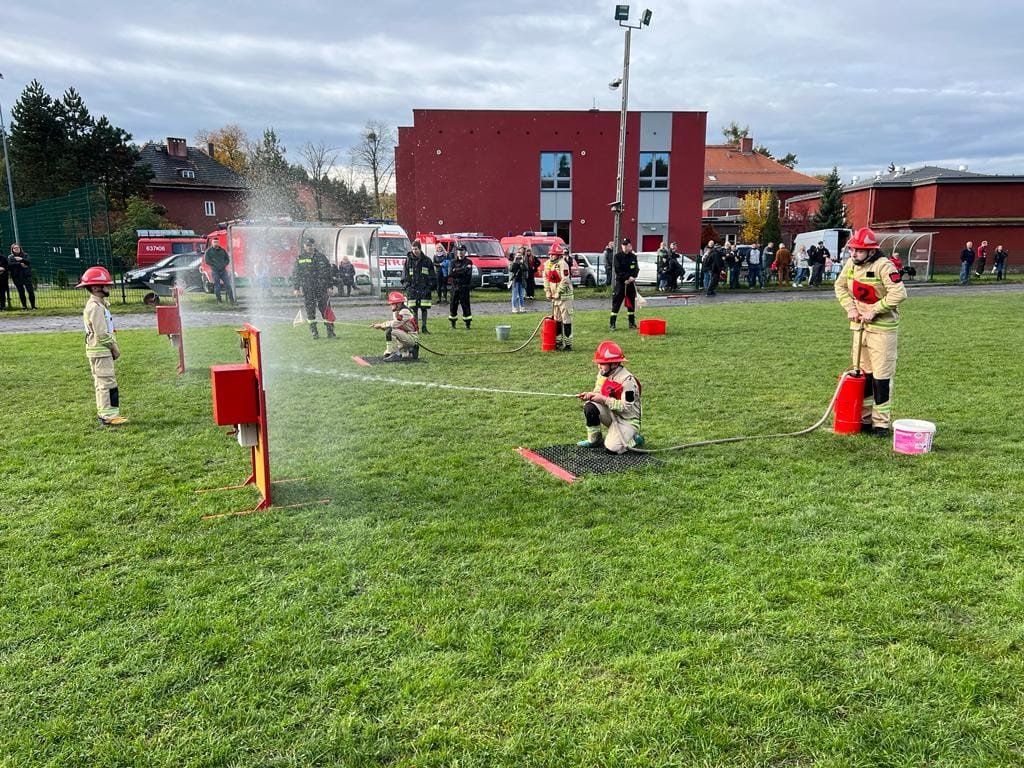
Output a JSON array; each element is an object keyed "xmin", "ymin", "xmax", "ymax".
[
  {"xmin": 543, "ymin": 254, "xmax": 575, "ymax": 349},
  {"xmin": 583, "ymin": 364, "xmax": 642, "ymax": 454},
  {"xmin": 83, "ymin": 293, "xmax": 122, "ymax": 420},
  {"xmin": 834, "ymin": 254, "xmax": 908, "ymax": 428},
  {"xmin": 383, "ymin": 304, "xmax": 419, "ymax": 358}
]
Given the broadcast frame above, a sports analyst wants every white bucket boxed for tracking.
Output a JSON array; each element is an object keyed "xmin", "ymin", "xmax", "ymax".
[
  {"xmin": 495, "ymin": 325, "xmax": 511, "ymax": 341},
  {"xmin": 892, "ymin": 419, "xmax": 936, "ymax": 455}
]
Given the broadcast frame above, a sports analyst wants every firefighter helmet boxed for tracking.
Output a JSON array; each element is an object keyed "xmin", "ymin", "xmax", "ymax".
[
  {"xmin": 548, "ymin": 243, "xmax": 566, "ymax": 257},
  {"xmin": 848, "ymin": 227, "xmax": 880, "ymax": 250},
  {"xmin": 387, "ymin": 291, "xmax": 407, "ymax": 305},
  {"xmin": 76, "ymin": 266, "xmax": 114, "ymax": 287},
  {"xmin": 593, "ymin": 340, "xmax": 626, "ymax": 364}
]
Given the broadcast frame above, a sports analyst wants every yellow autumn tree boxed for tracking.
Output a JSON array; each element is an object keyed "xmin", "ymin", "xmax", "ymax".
[
  {"xmin": 738, "ymin": 188, "xmax": 773, "ymax": 243},
  {"xmin": 195, "ymin": 124, "xmax": 249, "ymax": 174}
]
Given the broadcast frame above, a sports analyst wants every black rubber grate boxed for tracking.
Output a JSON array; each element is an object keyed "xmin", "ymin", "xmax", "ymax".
[
  {"xmin": 360, "ymin": 356, "xmax": 426, "ymax": 365},
  {"xmin": 531, "ymin": 444, "xmax": 663, "ymax": 476}
]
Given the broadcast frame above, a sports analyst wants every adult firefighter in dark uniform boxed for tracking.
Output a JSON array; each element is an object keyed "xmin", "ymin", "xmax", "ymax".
[
  {"xmin": 834, "ymin": 227, "xmax": 908, "ymax": 437},
  {"xmin": 403, "ymin": 240, "xmax": 435, "ymax": 333},
  {"xmin": 610, "ymin": 238, "xmax": 639, "ymax": 330},
  {"xmin": 448, "ymin": 244, "xmax": 474, "ymax": 329},
  {"xmin": 292, "ymin": 236, "xmax": 336, "ymax": 340},
  {"xmin": 577, "ymin": 340, "xmax": 644, "ymax": 453}
]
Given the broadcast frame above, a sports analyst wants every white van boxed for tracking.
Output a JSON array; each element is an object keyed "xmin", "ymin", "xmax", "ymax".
[{"xmin": 792, "ymin": 228, "xmax": 852, "ymax": 263}]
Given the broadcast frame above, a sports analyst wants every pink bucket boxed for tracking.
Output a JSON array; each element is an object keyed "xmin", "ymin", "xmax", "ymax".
[{"xmin": 893, "ymin": 419, "xmax": 936, "ymax": 454}]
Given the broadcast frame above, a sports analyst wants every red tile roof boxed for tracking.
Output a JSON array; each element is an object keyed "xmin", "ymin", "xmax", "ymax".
[{"xmin": 704, "ymin": 144, "xmax": 823, "ymax": 191}]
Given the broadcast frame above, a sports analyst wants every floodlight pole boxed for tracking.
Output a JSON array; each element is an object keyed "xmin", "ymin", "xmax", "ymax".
[
  {"xmin": 611, "ymin": 9, "xmax": 651, "ymax": 252},
  {"xmin": 0, "ymin": 74, "xmax": 20, "ymax": 244}
]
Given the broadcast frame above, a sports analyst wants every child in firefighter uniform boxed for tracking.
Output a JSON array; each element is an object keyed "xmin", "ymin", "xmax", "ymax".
[
  {"xmin": 373, "ymin": 291, "xmax": 420, "ymax": 361},
  {"xmin": 543, "ymin": 244, "xmax": 574, "ymax": 351},
  {"xmin": 78, "ymin": 266, "xmax": 128, "ymax": 425},
  {"xmin": 577, "ymin": 341, "xmax": 644, "ymax": 454},
  {"xmin": 834, "ymin": 227, "xmax": 908, "ymax": 437}
]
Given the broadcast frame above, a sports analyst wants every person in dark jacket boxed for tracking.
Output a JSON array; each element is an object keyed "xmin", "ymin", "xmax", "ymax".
[
  {"xmin": 403, "ymin": 240, "xmax": 435, "ymax": 332},
  {"xmin": 433, "ymin": 243, "xmax": 449, "ymax": 301},
  {"xmin": 603, "ymin": 241, "xmax": 614, "ymax": 286},
  {"xmin": 7, "ymin": 244, "xmax": 36, "ymax": 309},
  {"xmin": 337, "ymin": 255, "xmax": 356, "ymax": 296},
  {"xmin": 524, "ymin": 248, "xmax": 537, "ymax": 299},
  {"xmin": 204, "ymin": 241, "xmax": 234, "ymax": 303},
  {"xmin": 666, "ymin": 241, "xmax": 682, "ymax": 290},
  {"xmin": 448, "ymin": 244, "xmax": 473, "ymax": 329},
  {"xmin": 0, "ymin": 251, "xmax": 8, "ymax": 310},
  {"xmin": 292, "ymin": 237, "xmax": 336, "ymax": 339},
  {"xmin": 993, "ymin": 244, "xmax": 1009, "ymax": 280},
  {"xmin": 609, "ymin": 238, "xmax": 639, "ymax": 330},
  {"xmin": 701, "ymin": 240, "xmax": 725, "ymax": 296},
  {"xmin": 959, "ymin": 241, "xmax": 976, "ymax": 284},
  {"xmin": 509, "ymin": 246, "xmax": 528, "ymax": 312}
]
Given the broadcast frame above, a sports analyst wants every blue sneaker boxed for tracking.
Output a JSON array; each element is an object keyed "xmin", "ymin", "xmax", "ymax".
[{"xmin": 577, "ymin": 436, "xmax": 601, "ymax": 448}]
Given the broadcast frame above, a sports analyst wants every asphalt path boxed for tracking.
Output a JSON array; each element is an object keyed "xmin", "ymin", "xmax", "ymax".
[{"xmin": 1, "ymin": 281, "xmax": 1021, "ymax": 334}]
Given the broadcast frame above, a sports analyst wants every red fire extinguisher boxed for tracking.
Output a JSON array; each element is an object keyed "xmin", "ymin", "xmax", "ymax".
[
  {"xmin": 834, "ymin": 324, "xmax": 866, "ymax": 434},
  {"xmin": 540, "ymin": 317, "xmax": 557, "ymax": 351}
]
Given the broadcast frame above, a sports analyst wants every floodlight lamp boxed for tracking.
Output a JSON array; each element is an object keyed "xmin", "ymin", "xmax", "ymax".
[
  {"xmin": 608, "ymin": 77, "xmax": 623, "ymax": 90},
  {"xmin": 614, "ymin": 4, "xmax": 630, "ymax": 21},
  {"xmin": 641, "ymin": 8, "xmax": 653, "ymax": 25}
]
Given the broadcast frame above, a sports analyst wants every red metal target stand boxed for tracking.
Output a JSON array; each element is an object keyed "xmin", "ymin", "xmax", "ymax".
[
  {"xmin": 201, "ymin": 323, "xmax": 330, "ymax": 519},
  {"xmin": 154, "ymin": 287, "xmax": 186, "ymax": 374}
]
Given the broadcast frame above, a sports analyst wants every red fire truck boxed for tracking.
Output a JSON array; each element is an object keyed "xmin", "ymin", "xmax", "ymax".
[
  {"xmin": 135, "ymin": 230, "xmax": 206, "ymax": 268},
  {"xmin": 415, "ymin": 232, "xmax": 509, "ymax": 288}
]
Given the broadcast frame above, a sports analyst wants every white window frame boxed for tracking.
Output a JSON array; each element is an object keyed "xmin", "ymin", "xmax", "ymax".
[
  {"xmin": 204, "ymin": 200, "xmax": 216, "ymax": 217},
  {"xmin": 180, "ymin": 169, "xmax": 196, "ymax": 179}
]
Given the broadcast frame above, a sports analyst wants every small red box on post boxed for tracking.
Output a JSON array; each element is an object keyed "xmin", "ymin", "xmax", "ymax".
[
  {"xmin": 210, "ymin": 364, "xmax": 259, "ymax": 426},
  {"xmin": 155, "ymin": 305, "xmax": 182, "ymax": 336}
]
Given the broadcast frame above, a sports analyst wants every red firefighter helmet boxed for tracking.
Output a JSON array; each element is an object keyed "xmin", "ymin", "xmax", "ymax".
[
  {"xmin": 76, "ymin": 266, "xmax": 114, "ymax": 288},
  {"xmin": 848, "ymin": 227, "xmax": 880, "ymax": 250},
  {"xmin": 548, "ymin": 243, "xmax": 566, "ymax": 257},
  {"xmin": 387, "ymin": 291, "xmax": 407, "ymax": 305},
  {"xmin": 593, "ymin": 340, "xmax": 626, "ymax": 364}
]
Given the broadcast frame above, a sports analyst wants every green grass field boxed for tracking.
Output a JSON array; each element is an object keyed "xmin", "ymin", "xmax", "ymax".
[{"xmin": 2, "ymin": 292, "xmax": 1023, "ymax": 767}]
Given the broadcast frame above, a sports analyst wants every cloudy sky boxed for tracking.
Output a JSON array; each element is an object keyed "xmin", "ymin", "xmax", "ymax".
[{"xmin": 1, "ymin": 0, "xmax": 1021, "ymax": 180}]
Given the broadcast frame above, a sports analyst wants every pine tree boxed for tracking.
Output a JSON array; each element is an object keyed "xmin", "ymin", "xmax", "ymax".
[
  {"xmin": 246, "ymin": 128, "xmax": 303, "ymax": 218},
  {"xmin": 9, "ymin": 79, "xmax": 66, "ymax": 205},
  {"xmin": 58, "ymin": 87, "xmax": 94, "ymax": 188},
  {"xmin": 761, "ymin": 189, "xmax": 782, "ymax": 246},
  {"xmin": 811, "ymin": 167, "xmax": 848, "ymax": 228}
]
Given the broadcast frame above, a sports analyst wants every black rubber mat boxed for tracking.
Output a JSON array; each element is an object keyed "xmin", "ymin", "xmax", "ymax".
[
  {"xmin": 360, "ymin": 356, "xmax": 426, "ymax": 365},
  {"xmin": 531, "ymin": 443, "xmax": 663, "ymax": 476}
]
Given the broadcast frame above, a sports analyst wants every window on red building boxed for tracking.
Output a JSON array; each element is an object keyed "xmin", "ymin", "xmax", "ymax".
[
  {"xmin": 639, "ymin": 152, "xmax": 669, "ymax": 189},
  {"xmin": 540, "ymin": 152, "xmax": 572, "ymax": 190},
  {"xmin": 541, "ymin": 220, "xmax": 571, "ymax": 245},
  {"xmin": 204, "ymin": 201, "xmax": 216, "ymax": 217}
]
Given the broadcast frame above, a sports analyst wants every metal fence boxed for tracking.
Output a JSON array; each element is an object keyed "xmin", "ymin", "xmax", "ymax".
[{"xmin": 0, "ymin": 184, "xmax": 123, "ymax": 308}]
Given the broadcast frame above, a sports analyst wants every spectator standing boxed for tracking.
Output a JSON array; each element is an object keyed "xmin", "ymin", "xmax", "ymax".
[
  {"xmin": 834, "ymin": 227, "xmax": 907, "ymax": 437},
  {"xmin": 403, "ymin": 240, "xmax": 435, "ymax": 333},
  {"xmin": 809, "ymin": 240, "xmax": 827, "ymax": 286},
  {"xmin": 609, "ymin": 238, "xmax": 639, "ymax": 329},
  {"xmin": 508, "ymin": 246, "xmax": 528, "ymax": 312},
  {"xmin": 447, "ymin": 244, "xmax": 473, "ymax": 329},
  {"xmin": 576, "ymin": 340, "xmax": 644, "ymax": 453},
  {"xmin": 7, "ymin": 243, "xmax": 37, "ymax": 309},
  {"xmin": 667, "ymin": 241, "xmax": 682, "ymax": 290},
  {"xmin": 292, "ymin": 237, "xmax": 337, "ymax": 340},
  {"xmin": 77, "ymin": 266, "xmax": 127, "ymax": 425},
  {"xmin": 204, "ymin": 241, "xmax": 234, "ymax": 303},
  {"xmin": 0, "ymin": 251, "xmax": 8, "ymax": 310},
  {"xmin": 762, "ymin": 242, "xmax": 775, "ymax": 285},
  {"xmin": 975, "ymin": 240, "xmax": 989, "ymax": 277},
  {"xmin": 701, "ymin": 240, "xmax": 725, "ymax": 296},
  {"xmin": 656, "ymin": 241, "xmax": 670, "ymax": 291},
  {"xmin": 337, "ymin": 256, "xmax": 356, "ymax": 296},
  {"xmin": 725, "ymin": 243, "xmax": 741, "ymax": 288},
  {"xmin": 793, "ymin": 245, "xmax": 810, "ymax": 287},
  {"xmin": 524, "ymin": 247, "xmax": 537, "ymax": 300},
  {"xmin": 253, "ymin": 249, "xmax": 272, "ymax": 299},
  {"xmin": 433, "ymin": 242, "xmax": 449, "ymax": 301},
  {"xmin": 993, "ymin": 245, "xmax": 1009, "ymax": 280},
  {"xmin": 602, "ymin": 241, "xmax": 614, "ymax": 286},
  {"xmin": 747, "ymin": 243, "xmax": 764, "ymax": 288},
  {"xmin": 776, "ymin": 243, "xmax": 792, "ymax": 285},
  {"xmin": 959, "ymin": 241, "xmax": 975, "ymax": 284}
]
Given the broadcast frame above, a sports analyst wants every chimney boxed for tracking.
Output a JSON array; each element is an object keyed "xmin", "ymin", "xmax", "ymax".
[
  {"xmin": 208, "ymin": 142, "xmax": 216, "ymax": 157},
  {"xmin": 739, "ymin": 137, "xmax": 754, "ymax": 154},
  {"xmin": 166, "ymin": 137, "xmax": 188, "ymax": 158}
]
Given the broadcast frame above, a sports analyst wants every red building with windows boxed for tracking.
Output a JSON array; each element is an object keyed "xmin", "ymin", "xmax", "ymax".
[
  {"xmin": 138, "ymin": 138, "xmax": 248, "ymax": 235},
  {"xmin": 786, "ymin": 166, "xmax": 1024, "ymax": 270},
  {"xmin": 395, "ymin": 109, "xmax": 707, "ymax": 253}
]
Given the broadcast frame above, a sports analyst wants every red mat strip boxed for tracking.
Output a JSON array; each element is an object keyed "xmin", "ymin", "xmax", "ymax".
[
  {"xmin": 516, "ymin": 447, "xmax": 578, "ymax": 484},
  {"xmin": 352, "ymin": 355, "xmax": 372, "ymax": 367}
]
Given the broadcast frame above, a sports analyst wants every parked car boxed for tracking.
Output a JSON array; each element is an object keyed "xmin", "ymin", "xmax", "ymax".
[
  {"xmin": 633, "ymin": 251, "xmax": 698, "ymax": 286},
  {"xmin": 573, "ymin": 253, "xmax": 601, "ymax": 287},
  {"xmin": 124, "ymin": 251, "xmax": 206, "ymax": 295}
]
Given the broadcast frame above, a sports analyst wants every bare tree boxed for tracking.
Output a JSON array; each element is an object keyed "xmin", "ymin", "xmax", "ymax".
[
  {"xmin": 350, "ymin": 120, "xmax": 396, "ymax": 218},
  {"xmin": 300, "ymin": 140, "xmax": 339, "ymax": 221}
]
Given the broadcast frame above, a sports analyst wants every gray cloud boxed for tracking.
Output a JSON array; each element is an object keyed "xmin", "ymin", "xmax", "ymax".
[{"xmin": 1, "ymin": 0, "xmax": 1021, "ymax": 180}]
